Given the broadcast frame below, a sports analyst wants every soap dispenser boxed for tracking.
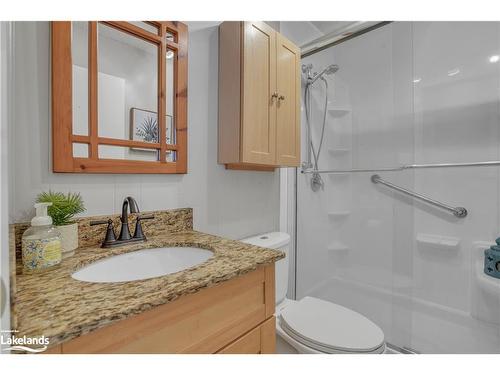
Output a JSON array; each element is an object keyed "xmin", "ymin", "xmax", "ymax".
[
  {"xmin": 21, "ymin": 202, "xmax": 62, "ymax": 272},
  {"xmin": 484, "ymin": 238, "xmax": 500, "ymax": 279}
]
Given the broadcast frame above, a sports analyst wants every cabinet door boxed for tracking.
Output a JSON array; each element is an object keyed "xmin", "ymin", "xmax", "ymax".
[
  {"xmin": 276, "ymin": 34, "xmax": 301, "ymax": 166},
  {"xmin": 61, "ymin": 265, "xmax": 275, "ymax": 354},
  {"xmin": 241, "ymin": 22, "xmax": 277, "ymax": 165},
  {"xmin": 217, "ymin": 316, "xmax": 276, "ymax": 354}
]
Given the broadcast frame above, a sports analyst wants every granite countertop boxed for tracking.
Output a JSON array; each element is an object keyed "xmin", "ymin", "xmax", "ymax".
[{"xmin": 12, "ymin": 230, "xmax": 284, "ymax": 348}]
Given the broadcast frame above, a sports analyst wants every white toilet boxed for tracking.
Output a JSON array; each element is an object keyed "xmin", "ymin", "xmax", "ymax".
[{"xmin": 241, "ymin": 232, "xmax": 386, "ymax": 354}]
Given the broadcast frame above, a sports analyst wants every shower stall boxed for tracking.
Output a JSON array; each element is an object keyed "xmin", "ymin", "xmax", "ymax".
[{"xmin": 293, "ymin": 22, "xmax": 500, "ymax": 353}]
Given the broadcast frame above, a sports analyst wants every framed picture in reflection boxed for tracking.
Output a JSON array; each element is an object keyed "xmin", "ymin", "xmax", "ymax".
[{"xmin": 130, "ymin": 107, "xmax": 174, "ymax": 151}]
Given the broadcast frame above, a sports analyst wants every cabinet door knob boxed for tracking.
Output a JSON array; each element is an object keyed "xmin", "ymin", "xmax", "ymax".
[
  {"xmin": 271, "ymin": 92, "xmax": 279, "ymax": 100},
  {"xmin": 278, "ymin": 95, "xmax": 285, "ymax": 101}
]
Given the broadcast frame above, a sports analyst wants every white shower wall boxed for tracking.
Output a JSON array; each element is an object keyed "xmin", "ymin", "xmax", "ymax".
[{"xmin": 294, "ymin": 22, "xmax": 500, "ymax": 353}]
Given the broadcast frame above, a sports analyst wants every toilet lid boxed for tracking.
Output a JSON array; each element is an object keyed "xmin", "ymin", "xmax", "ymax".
[{"xmin": 279, "ymin": 297, "xmax": 385, "ymax": 353}]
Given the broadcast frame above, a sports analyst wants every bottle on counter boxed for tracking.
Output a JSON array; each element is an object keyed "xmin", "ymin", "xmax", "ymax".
[
  {"xmin": 484, "ymin": 237, "xmax": 500, "ymax": 279},
  {"xmin": 22, "ymin": 202, "xmax": 62, "ymax": 272}
]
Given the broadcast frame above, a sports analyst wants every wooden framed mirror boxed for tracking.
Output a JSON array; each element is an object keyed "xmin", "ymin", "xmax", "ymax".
[{"xmin": 51, "ymin": 21, "xmax": 188, "ymax": 174}]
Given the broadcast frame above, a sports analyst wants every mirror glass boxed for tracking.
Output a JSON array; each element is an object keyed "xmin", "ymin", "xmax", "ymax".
[
  {"xmin": 166, "ymin": 150, "xmax": 177, "ymax": 163},
  {"xmin": 71, "ymin": 22, "xmax": 89, "ymax": 136},
  {"xmin": 98, "ymin": 145, "xmax": 159, "ymax": 161},
  {"xmin": 97, "ymin": 23, "xmax": 159, "ymax": 160},
  {"xmin": 166, "ymin": 30, "xmax": 176, "ymax": 42},
  {"xmin": 72, "ymin": 143, "xmax": 88, "ymax": 158},
  {"xmin": 128, "ymin": 21, "xmax": 159, "ymax": 35},
  {"xmin": 166, "ymin": 47, "xmax": 175, "ymax": 146}
]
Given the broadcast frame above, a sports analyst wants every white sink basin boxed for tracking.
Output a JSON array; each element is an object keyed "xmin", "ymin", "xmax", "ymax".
[{"xmin": 72, "ymin": 247, "xmax": 214, "ymax": 283}]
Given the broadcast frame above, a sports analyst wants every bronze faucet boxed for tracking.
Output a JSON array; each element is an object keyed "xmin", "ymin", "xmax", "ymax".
[{"xmin": 90, "ymin": 197, "xmax": 154, "ymax": 248}]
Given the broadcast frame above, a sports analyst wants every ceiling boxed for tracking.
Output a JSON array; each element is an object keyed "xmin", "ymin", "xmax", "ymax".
[
  {"xmin": 185, "ymin": 21, "xmax": 221, "ymax": 32},
  {"xmin": 183, "ymin": 21, "xmax": 381, "ymax": 55},
  {"xmin": 310, "ymin": 21, "xmax": 363, "ymax": 36},
  {"xmin": 279, "ymin": 21, "xmax": 380, "ymax": 53}
]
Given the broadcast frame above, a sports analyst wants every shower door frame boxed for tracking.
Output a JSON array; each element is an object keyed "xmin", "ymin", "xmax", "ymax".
[{"xmin": 283, "ymin": 21, "xmax": 393, "ymax": 301}]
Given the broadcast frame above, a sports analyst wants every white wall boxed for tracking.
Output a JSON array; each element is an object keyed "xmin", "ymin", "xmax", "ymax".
[
  {"xmin": 0, "ymin": 21, "xmax": 12, "ymax": 343},
  {"xmin": 9, "ymin": 22, "xmax": 280, "ymax": 240}
]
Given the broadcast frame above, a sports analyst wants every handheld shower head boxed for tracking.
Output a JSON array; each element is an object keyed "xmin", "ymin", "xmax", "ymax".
[
  {"xmin": 309, "ymin": 64, "xmax": 339, "ymax": 84},
  {"xmin": 324, "ymin": 64, "xmax": 339, "ymax": 75}
]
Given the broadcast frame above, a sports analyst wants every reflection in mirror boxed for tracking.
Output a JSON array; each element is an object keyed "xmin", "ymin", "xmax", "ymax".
[
  {"xmin": 53, "ymin": 21, "xmax": 188, "ymax": 174},
  {"xmin": 128, "ymin": 21, "xmax": 159, "ymax": 35},
  {"xmin": 97, "ymin": 23, "xmax": 159, "ymax": 160},
  {"xmin": 166, "ymin": 151, "xmax": 177, "ymax": 163},
  {"xmin": 166, "ymin": 48, "xmax": 175, "ymax": 145},
  {"xmin": 166, "ymin": 114, "xmax": 174, "ymax": 145},
  {"xmin": 166, "ymin": 30, "xmax": 176, "ymax": 42},
  {"xmin": 71, "ymin": 22, "xmax": 88, "ymax": 136},
  {"xmin": 72, "ymin": 143, "xmax": 89, "ymax": 158},
  {"xmin": 98, "ymin": 145, "xmax": 159, "ymax": 161}
]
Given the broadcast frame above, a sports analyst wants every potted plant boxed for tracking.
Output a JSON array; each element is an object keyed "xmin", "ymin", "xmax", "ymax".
[{"xmin": 36, "ymin": 191, "xmax": 86, "ymax": 258}]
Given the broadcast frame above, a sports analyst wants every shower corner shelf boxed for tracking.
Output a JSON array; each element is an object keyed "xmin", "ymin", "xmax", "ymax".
[
  {"xmin": 416, "ymin": 233, "xmax": 461, "ymax": 251},
  {"xmin": 327, "ymin": 241, "xmax": 350, "ymax": 251},
  {"xmin": 328, "ymin": 210, "xmax": 351, "ymax": 219},
  {"xmin": 327, "ymin": 107, "xmax": 351, "ymax": 118}
]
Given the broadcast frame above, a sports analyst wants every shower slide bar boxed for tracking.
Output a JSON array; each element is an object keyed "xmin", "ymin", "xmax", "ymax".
[
  {"xmin": 371, "ymin": 174, "xmax": 468, "ymax": 218},
  {"xmin": 300, "ymin": 160, "xmax": 500, "ymax": 175}
]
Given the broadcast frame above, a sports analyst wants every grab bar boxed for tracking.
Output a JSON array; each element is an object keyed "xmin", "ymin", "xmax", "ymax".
[{"xmin": 371, "ymin": 174, "xmax": 468, "ymax": 218}]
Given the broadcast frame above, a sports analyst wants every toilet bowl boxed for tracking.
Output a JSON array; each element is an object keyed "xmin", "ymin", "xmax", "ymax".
[
  {"xmin": 275, "ymin": 298, "xmax": 385, "ymax": 354},
  {"xmin": 241, "ymin": 232, "xmax": 386, "ymax": 354}
]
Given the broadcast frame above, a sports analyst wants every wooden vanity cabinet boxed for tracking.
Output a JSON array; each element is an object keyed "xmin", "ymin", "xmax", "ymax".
[
  {"xmin": 218, "ymin": 22, "xmax": 301, "ymax": 171},
  {"xmin": 217, "ymin": 316, "xmax": 276, "ymax": 354},
  {"xmin": 49, "ymin": 264, "xmax": 276, "ymax": 354}
]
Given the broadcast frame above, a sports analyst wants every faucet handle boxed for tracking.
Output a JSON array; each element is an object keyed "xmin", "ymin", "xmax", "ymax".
[
  {"xmin": 133, "ymin": 214, "xmax": 154, "ymax": 240},
  {"xmin": 90, "ymin": 218, "xmax": 117, "ymax": 248}
]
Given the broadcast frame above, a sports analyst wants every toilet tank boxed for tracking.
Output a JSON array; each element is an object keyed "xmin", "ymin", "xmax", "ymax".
[{"xmin": 241, "ymin": 232, "xmax": 290, "ymax": 304}]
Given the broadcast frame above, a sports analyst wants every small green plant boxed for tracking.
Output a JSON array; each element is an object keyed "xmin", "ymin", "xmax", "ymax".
[{"xmin": 36, "ymin": 191, "xmax": 86, "ymax": 226}]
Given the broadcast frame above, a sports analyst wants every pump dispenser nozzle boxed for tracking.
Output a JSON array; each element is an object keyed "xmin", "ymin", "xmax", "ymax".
[{"xmin": 32, "ymin": 202, "xmax": 53, "ymax": 226}]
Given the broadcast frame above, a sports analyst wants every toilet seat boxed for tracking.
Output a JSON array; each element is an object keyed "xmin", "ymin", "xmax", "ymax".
[{"xmin": 277, "ymin": 297, "xmax": 385, "ymax": 354}]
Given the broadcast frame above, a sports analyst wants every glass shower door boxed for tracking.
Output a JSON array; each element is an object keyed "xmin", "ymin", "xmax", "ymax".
[
  {"xmin": 409, "ymin": 21, "xmax": 500, "ymax": 353},
  {"xmin": 296, "ymin": 22, "xmax": 415, "ymax": 351},
  {"xmin": 296, "ymin": 21, "xmax": 500, "ymax": 353}
]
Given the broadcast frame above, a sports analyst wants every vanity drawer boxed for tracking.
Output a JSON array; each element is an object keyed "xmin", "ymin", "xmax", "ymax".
[
  {"xmin": 217, "ymin": 316, "xmax": 276, "ymax": 354},
  {"xmin": 61, "ymin": 264, "xmax": 275, "ymax": 354}
]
